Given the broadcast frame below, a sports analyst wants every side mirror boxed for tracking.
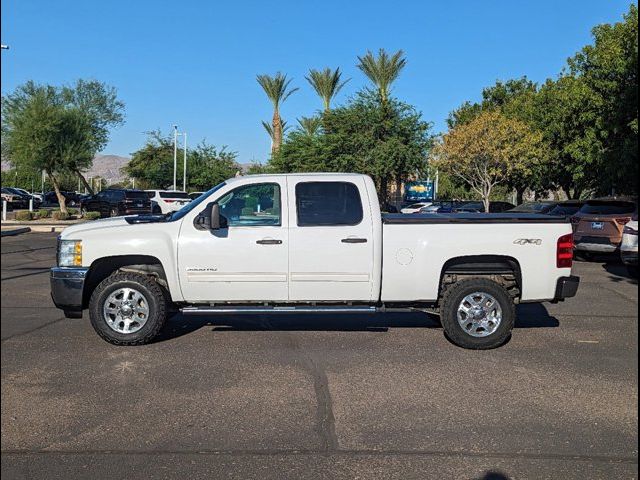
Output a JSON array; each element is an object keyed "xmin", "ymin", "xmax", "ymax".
[{"xmin": 210, "ymin": 203, "xmax": 221, "ymax": 230}]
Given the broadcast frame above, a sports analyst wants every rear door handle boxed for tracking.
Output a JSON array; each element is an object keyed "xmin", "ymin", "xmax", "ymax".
[
  {"xmin": 341, "ymin": 238, "xmax": 368, "ymax": 244},
  {"xmin": 256, "ymin": 239, "xmax": 283, "ymax": 245}
]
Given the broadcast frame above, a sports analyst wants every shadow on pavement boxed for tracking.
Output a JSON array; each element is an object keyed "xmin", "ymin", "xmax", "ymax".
[
  {"xmin": 602, "ymin": 262, "xmax": 638, "ymax": 285},
  {"xmin": 155, "ymin": 304, "xmax": 559, "ymax": 344},
  {"xmin": 474, "ymin": 472, "xmax": 510, "ymax": 480}
]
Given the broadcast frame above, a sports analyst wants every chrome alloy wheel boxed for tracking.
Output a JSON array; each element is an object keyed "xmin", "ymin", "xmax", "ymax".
[
  {"xmin": 456, "ymin": 291, "xmax": 503, "ymax": 338},
  {"xmin": 102, "ymin": 287, "xmax": 150, "ymax": 334}
]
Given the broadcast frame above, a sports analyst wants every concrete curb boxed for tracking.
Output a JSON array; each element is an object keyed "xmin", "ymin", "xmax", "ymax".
[{"xmin": 0, "ymin": 227, "xmax": 31, "ymax": 237}]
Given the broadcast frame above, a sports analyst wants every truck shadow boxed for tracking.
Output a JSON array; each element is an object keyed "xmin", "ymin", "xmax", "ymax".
[{"xmin": 155, "ymin": 304, "xmax": 559, "ymax": 343}]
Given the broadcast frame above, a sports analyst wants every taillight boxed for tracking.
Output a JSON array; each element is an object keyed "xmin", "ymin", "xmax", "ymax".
[
  {"xmin": 557, "ymin": 233, "xmax": 574, "ymax": 269},
  {"xmin": 615, "ymin": 217, "xmax": 631, "ymax": 226}
]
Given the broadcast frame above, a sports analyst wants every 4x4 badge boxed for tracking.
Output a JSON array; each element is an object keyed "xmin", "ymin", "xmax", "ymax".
[{"xmin": 514, "ymin": 239, "xmax": 542, "ymax": 245}]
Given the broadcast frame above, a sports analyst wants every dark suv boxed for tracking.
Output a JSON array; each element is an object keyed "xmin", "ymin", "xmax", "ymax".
[{"xmin": 80, "ymin": 189, "xmax": 151, "ymax": 218}]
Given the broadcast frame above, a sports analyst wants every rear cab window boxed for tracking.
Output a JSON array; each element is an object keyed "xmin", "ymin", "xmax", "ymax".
[
  {"xmin": 295, "ymin": 182, "xmax": 363, "ymax": 226},
  {"xmin": 580, "ymin": 201, "xmax": 637, "ymax": 215},
  {"xmin": 125, "ymin": 190, "xmax": 150, "ymax": 200},
  {"xmin": 159, "ymin": 191, "xmax": 191, "ymax": 199}
]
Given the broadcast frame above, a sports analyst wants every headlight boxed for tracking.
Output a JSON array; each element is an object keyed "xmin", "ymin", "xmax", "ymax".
[{"xmin": 58, "ymin": 240, "xmax": 83, "ymax": 267}]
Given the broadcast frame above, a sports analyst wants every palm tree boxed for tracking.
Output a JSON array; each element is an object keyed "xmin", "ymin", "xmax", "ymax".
[
  {"xmin": 261, "ymin": 120, "xmax": 290, "ymax": 148},
  {"xmin": 356, "ymin": 49, "xmax": 406, "ymax": 103},
  {"xmin": 305, "ymin": 67, "xmax": 349, "ymax": 111},
  {"xmin": 296, "ymin": 116, "xmax": 322, "ymax": 136},
  {"xmin": 256, "ymin": 73, "xmax": 298, "ymax": 155}
]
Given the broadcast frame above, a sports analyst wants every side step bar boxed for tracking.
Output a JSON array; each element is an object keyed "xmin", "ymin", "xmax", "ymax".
[{"xmin": 181, "ymin": 305, "xmax": 378, "ymax": 315}]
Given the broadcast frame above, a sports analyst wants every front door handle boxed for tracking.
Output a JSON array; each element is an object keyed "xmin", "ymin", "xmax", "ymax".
[
  {"xmin": 256, "ymin": 239, "xmax": 283, "ymax": 245},
  {"xmin": 341, "ymin": 238, "xmax": 368, "ymax": 244}
]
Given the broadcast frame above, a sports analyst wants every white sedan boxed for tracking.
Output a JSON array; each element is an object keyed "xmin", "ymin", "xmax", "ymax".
[
  {"xmin": 145, "ymin": 190, "xmax": 192, "ymax": 214},
  {"xmin": 621, "ymin": 217, "xmax": 638, "ymax": 277},
  {"xmin": 400, "ymin": 202, "xmax": 433, "ymax": 214}
]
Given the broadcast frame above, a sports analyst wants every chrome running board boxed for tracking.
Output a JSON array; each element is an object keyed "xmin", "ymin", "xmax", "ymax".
[{"xmin": 180, "ymin": 305, "xmax": 378, "ymax": 315}]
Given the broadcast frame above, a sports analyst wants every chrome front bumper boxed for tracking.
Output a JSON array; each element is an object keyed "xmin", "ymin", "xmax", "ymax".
[{"xmin": 50, "ymin": 267, "xmax": 89, "ymax": 318}]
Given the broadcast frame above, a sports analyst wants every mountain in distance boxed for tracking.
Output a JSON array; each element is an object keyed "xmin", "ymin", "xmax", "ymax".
[{"xmin": 84, "ymin": 154, "xmax": 130, "ymax": 185}]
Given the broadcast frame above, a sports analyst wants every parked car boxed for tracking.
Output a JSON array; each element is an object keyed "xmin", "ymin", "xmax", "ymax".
[
  {"xmin": 419, "ymin": 200, "xmax": 468, "ymax": 214},
  {"xmin": 8, "ymin": 187, "xmax": 44, "ymax": 205},
  {"xmin": 145, "ymin": 190, "xmax": 192, "ymax": 214},
  {"xmin": 80, "ymin": 189, "xmax": 151, "ymax": 218},
  {"xmin": 51, "ymin": 173, "xmax": 579, "ymax": 350},
  {"xmin": 621, "ymin": 215, "xmax": 638, "ymax": 277},
  {"xmin": 573, "ymin": 199, "xmax": 638, "ymax": 255},
  {"xmin": 547, "ymin": 201, "xmax": 586, "ymax": 218},
  {"xmin": 508, "ymin": 202, "xmax": 558, "ymax": 215},
  {"xmin": 401, "ymin": 202, "xmax": 432, "ymax": 214},
  {"xmin": 188, "ymin": 191, "xmax": 205, "ymax": 200},
  {"xmin": 1, "ymin": 188, "xmax": 28, "ymax": 208},
  {"xmin": 43, "ymin": 191, "xmax": 81, "ymax": 207},
  {"xmin": 454, "ymin": 201, "xmax": 516, "ymax": 213}
]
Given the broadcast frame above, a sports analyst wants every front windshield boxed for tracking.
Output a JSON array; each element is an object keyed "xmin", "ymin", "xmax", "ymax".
[{"xmin": 168, "ymin": 182, "xmax": 226, "ymax": 221}]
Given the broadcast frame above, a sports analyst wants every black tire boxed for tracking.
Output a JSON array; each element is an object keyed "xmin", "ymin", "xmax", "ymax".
[
  {"xmin": 440, "ymin": 278, "xmax": 515, "ymax": 350},
  {"xmin": 89, "ymin": 272, "xmax": 167, "ymax": 345},
  {"xmin": 627, "ymin": 265, "xmax": 639, "ymax": 278},
  {"xmin": 109, "ymin": 207, "xmax": 118, "ymax": 217}
]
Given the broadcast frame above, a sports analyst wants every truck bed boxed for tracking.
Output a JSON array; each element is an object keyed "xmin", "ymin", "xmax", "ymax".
[{"xmin": 383, "ymin": 213, "xmax": 570, "ymax": 224}]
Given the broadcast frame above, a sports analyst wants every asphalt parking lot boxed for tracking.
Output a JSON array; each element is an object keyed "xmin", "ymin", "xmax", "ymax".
[{"xmin": 1, "ymin": 232, "xmax": 637, "ymax": 479}]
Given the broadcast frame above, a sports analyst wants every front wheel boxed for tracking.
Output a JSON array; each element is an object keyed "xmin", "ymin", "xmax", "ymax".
[
  {"xmin": 89, "ymin": 272, "xmax": 167, "ymax": 345},
  {"xmin": 109, "ymin": 207, "xmax": 119, "ymax": 217},
  {"xmin": 439, "ymin": 278, "xmax": 515, "ymax": 349}
]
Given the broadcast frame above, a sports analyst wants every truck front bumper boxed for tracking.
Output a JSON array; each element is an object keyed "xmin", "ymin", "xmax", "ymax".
[
  {"xmin": 553, "ymin": 275, "xmax": 580, "ymax": 302},
  {"xmin": 50, "ymin": 267, "xmax": 89, "ymax": 318}
]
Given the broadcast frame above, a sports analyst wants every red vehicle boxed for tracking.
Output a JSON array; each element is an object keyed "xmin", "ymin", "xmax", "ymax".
[{"xmin": 572, "ymin": 199, "xmax": 638, "ymax": 255}]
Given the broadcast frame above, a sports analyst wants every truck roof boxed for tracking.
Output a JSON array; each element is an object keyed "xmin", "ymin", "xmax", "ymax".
[{"xmin": 227, "ymin": 172, "xmax": 368, "ymax": 183}]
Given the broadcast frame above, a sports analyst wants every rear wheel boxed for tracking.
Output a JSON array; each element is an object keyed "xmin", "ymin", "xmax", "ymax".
[
  {"xmin": 109, "ymin": 207, "xmax": 118, "ymax": 217},
  {"xmin": 627, "ymin": 265, "xmax": 639, "ymax": 278},
  {"xmin": 440, "ymin": 278, "xmax": 515, "ymax": 349},
  {"xmin": 89, "ymin": 272, "xmax": 167, "ymax": 345}
]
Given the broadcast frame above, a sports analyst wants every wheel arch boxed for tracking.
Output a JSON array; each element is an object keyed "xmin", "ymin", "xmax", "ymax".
[
  {"xmin": 438, "ymin": 255, "xmax": 522, "ymax": 301},
  {"xmin": 83, "ymin": 255, "xmax": 168, "ymax": 309}
]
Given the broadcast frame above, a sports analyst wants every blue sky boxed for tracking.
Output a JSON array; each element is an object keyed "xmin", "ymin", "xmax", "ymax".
[{"xmin": 1, "ymin": 0, "xmax": 635, "ymax": 163}]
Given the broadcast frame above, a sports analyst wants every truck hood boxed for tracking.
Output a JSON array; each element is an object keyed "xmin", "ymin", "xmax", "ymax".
[
  {"xmin": 61, "ymin": 214, "xmax": 172, "ymax": 239},
  {"xmin": 61, "ymin": 216, "xmax": 131, "ymax": 238}
]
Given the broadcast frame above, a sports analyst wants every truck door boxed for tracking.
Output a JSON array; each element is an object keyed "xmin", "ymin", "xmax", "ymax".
[
  {"xmin": 287, "ymin": 177, "xmax": 376, "ymax": 301},
  {"xmin": 177, "ymin": 179, "xmax": 289, "ymax": 302}
]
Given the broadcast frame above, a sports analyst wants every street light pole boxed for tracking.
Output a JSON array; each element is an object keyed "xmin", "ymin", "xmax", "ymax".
[
  {"xmin": 173, "ymin": 125, "xmax": 178, "ymax": 191},
  {"xmin": 182, "ymin": 132, "xmax": 188, "ymax": 192}
]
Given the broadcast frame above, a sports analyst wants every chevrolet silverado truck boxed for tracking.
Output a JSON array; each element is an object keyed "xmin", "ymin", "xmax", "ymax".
[{"xmin": 51, "ymin": 173, "xmax": 579, "ymax": 349}]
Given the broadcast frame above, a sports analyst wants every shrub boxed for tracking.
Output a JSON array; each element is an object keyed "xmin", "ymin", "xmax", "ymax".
[
  {"xmin": 67, "ymin": 207, "xmax": 79, "ymax": 215},
  {"xmin": 83, "ymin": 211, "xmax": 101, "ymax": 220},
  {"xmin": 52, "ymin": 210, "xmax": 70, "ymax": 221},
  {"xmin": 15, "ymin": 211, "xmax": 33, "ymax": 221},
  {"xmin": 37, "ymin": 209, "xmax": 50, "ymax": 219}
]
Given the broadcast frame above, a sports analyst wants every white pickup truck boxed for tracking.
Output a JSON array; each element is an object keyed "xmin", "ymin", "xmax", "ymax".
[{"xmin": 51, "ymin": 173, "xmax": 579, "ymax": 349}]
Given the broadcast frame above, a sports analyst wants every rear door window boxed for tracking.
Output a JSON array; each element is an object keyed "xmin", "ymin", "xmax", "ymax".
[{"xmin": 296, "ymin": 182, "xmax": 363, "ymax": 226}]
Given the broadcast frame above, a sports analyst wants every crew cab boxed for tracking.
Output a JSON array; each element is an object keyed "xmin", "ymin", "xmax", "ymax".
[{"xmin": 51, "ymin": 173, "xmax": 579, "ymax": 349}]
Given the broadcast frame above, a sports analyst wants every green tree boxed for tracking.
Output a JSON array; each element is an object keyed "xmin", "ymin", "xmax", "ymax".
[
  {"xmin": 2, "ymin": 82, "xmax": 90, "ymax": 213},
  {"xmin": 125, "ymin": 131, "xmax": 239, "ymax": 190},
  {"xmin": 357, "ymin": 49, "xmax": 407, "ymax": 104},
  {"xmin": 568, "ymin": 3, "xmax": 638, "ymax": 195},
  {"xmin": 60, "ymin": 79, "xmax": 125, "ymax": 193},
  {"xmin": 256, "ymin": 73, "xmax": 298, "ymax": 155},
  {"xmin": 432, "ymin": 111, "xmax": 546, "ymax": 211},
  {"xmin": 296, "ymin": 116, "xmax": 322, "ymax": 136},
  {"xmin": 533, "ymin": 75, "xmax": 601, "ymax": 199},
  {"xmin": 305, "ymin": 67, "xmax": 349, "ymax": 111},
  {"xmin": 446, "ymin": 77, "xmax": 543, "ymax": 203},
  {"xmin": 270, "ymin": 90, "xmax": 433, "ymax": 201}
]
